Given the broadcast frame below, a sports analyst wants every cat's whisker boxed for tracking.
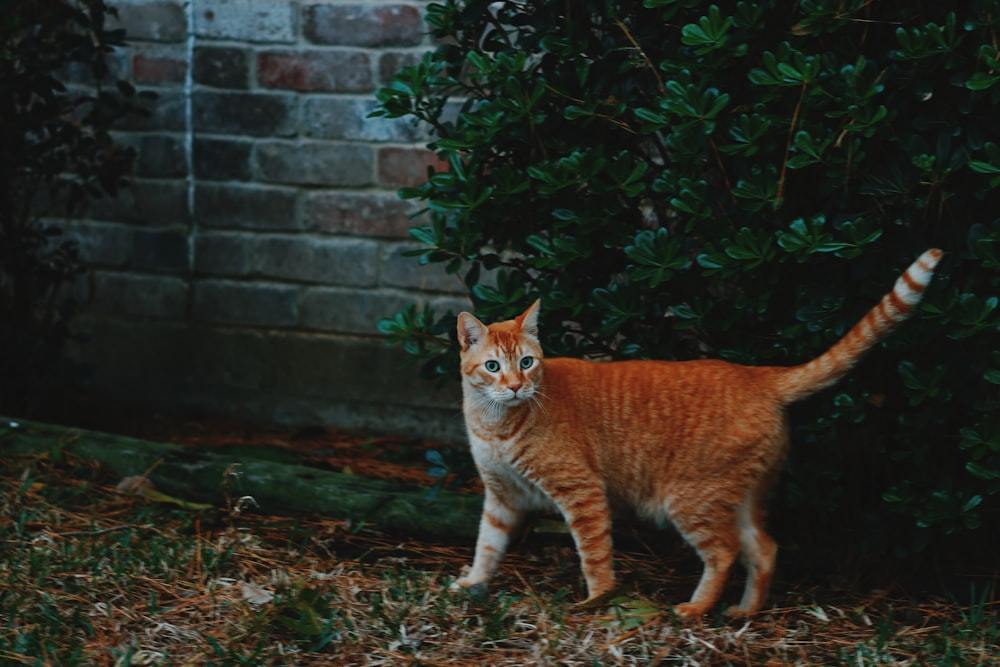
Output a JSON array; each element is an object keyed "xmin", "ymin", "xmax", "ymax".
[
  {"xmin": 527, "ymin": 391, "xmax": 551, "ymax": 420},
  {"xmin": 470, "ymin": 393, "xmax": 505, "ymax": 422},
  {"xmin": 490, "ymin": 398, "xmax": 508, "ymax": 421}
]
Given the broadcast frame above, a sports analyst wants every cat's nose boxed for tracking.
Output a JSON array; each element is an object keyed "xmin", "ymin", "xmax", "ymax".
[{"xmin": 509, "ymin": 383, "xmax": 522, "ymax": 395}]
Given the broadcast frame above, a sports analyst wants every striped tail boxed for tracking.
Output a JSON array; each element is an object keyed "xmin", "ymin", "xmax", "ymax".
[{"xmin": 774, "ymin": 249, "xmax": 943, "ymax": 404}]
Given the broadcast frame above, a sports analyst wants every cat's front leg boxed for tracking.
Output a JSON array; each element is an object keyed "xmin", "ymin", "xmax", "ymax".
[
  {"xmin": 551, "ymin": 485, "xmax": 617, "ymax": 603},
  {"xmin": 451, "ymin": 487, "xmax": 525, "ymax": 591}
]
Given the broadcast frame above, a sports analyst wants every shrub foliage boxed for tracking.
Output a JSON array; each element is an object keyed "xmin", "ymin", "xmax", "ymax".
[
  {"xmin": 0, "ymin": 0, "xmax": 142, "ymax": 414},
  {"xmin": 375, "ymin": 0, "xmax": 1000, "ymax": 552}
]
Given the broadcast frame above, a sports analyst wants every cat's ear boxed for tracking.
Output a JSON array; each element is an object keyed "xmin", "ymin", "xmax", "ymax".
[
  {"xmin": 516, "ymin": 299, "xmax": 541, "ymax": 340},
  {"xmin": 457, "ymin": 312, "xmax": 489, "ymax": 352}
]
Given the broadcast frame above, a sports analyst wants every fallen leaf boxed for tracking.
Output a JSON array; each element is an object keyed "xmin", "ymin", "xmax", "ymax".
[{"xmin": 238, "ymin": 581, "xmax": 275, "ymax": 605}]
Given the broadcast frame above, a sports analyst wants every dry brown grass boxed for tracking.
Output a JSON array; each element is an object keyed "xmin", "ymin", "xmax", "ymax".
[{"xmin": 2, "ymin": 446, "xmax": 998, "ymax": 666}]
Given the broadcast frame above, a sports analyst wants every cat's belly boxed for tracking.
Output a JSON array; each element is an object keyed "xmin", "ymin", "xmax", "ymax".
[{"xmin": 633, "ymin": 497, "xmax": 676, "ymax": 530}]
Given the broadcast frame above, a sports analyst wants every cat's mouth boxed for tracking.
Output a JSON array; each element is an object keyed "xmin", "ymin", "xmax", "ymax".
[{"xmin": 497, "ymin": 391, "xmax": 531, "ymax": 406}]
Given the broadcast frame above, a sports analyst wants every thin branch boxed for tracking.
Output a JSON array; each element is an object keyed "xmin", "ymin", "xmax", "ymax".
[
  {"xmin": 775, "ymin": 80, "xmax": 808, "ymax": 209},
  {"xmin": 613, "ymin": 17, "xmax": 667, "ymax": 97}
]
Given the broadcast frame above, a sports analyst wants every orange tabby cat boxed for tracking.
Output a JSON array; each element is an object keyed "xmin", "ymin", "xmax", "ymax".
[{"xmin": 451, "ymin": 249, "xmax": 942, "ymax": 617}]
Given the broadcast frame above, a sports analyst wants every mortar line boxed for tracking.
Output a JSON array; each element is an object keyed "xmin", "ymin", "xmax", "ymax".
[{"xmin": 184, "ymin": 0, "xmax": 197, "ymax": 278}]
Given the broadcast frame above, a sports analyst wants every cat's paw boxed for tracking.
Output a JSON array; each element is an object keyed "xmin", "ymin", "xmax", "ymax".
[
  {"xmin": 724, "ymin": 604, "xmax": 759, "ymax": 618},
  {"xmin": 449, "ymin": 566, "xmax": 476, "ymax": 591},
  {"xmin": 672, "ymin": 602, "xmax": 710, "ymax": 619},
  {"xmin": 449, "ymin": 578, "xmax": 490, "ymax": 601},
  {"xmin": 570, "ymin": 587, "xmax": 626, "ymax": 611}
]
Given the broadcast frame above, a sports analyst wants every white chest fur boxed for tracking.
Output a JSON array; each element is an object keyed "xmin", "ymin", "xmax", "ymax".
[{"xmin": 468, "ymin": 433, "xmax": 556, "ymax": 514}]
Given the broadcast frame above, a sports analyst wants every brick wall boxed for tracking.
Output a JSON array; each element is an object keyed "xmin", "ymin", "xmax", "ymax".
[{"xmin": 66, "ymin": 0, "xmax": 468, "ymax": 441}]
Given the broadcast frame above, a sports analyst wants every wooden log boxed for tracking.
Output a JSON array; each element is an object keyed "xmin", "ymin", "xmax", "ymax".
[{"xmin": 0, "ymin": 417, "xmax": 483, "ymax": 540}]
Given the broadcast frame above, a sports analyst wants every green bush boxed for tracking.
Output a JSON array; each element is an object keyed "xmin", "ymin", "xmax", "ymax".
[
  {"xmin": 0, "ymin": 0, "xmax": 143, "ymax": 415},
  {"xmin": 375, "ymin": 0, "xmax": 1000, "ymax": 554}
]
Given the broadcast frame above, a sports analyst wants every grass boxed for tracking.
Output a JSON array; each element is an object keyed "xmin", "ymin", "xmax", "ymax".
[{"xmin": 1, "ymin": 446, "xmax": 998, "ymax": 666}]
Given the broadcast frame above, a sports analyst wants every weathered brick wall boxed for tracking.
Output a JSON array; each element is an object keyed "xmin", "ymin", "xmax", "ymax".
[{"xmin": 66, "ymin": 0, "xmax": 467, "ymax": 440}]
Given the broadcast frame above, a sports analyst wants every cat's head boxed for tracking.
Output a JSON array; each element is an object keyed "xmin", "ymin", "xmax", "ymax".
[{"xmin": 457, "ymin": 300, "xmax": 543, "ymax": 408}]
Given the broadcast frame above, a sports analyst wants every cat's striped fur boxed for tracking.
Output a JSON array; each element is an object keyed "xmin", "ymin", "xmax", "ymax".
[{"xmin": 453, "ymin": 249, "xmax": 942, "ymax": 617}]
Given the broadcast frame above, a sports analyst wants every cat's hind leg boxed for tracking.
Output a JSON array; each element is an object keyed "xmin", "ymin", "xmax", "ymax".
[
  {"xmin": 728, "ymin": 495, "xmax": 777, "ymax": 616},
  {"xmin": 672, "ymin": 515, "xmax": 741, "ymax": 618},
  {"xmin": 728, "ymin": 430, "xmax": 785, "ymax": 615}
]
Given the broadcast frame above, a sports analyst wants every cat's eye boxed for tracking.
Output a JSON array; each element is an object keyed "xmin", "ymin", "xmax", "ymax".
[
  {"xmin": 484, "ymin": 360, "xmax": 500, "ymax": 372},
  {"xmin": 519, "ymin": 356, "xmax": 534, "ymax": 370}
]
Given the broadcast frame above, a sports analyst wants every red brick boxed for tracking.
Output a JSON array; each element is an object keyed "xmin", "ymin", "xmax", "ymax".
[
  {"xmin": 194, "ymin": 1, "xmax": 295, "ymax": 43},
  {"xmin": 257, "ymin": 142, "xmax": 375, "ymax": 187},
  {"xmin": 304, "ymin": 4, "xmax": 424, "ymax": 47},
  {"xmin": 193, "ymin": 46, "xmax": 248, "ymax": 89},
  {"xmin": 114, "ymin": 1, "xmax": 187, "ymax": 42},
  {"xmin": 257, "ymin": 50, "xmax": 373, "ymax": 93},
  {"xmin": 132, "ymin": 55, "xmax": 187, "ymax": 84},
  {"xmin": 192, "ymin": 91, "xmax": 296, "ymax": 137},
  {"xmin": 379, "ymin": 51, "xmax": 422, "ymax": 87},
  {"xmin": 377, "ymin": 147, "xmax": 448, "ymax": 189},
  {"xmin": 304, "ymin": 192, "xmax": 420, "ymax": 238}
]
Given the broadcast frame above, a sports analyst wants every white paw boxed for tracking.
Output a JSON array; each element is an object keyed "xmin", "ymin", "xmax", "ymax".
[
  {"xmin": 672, "ymin": 602, "xmax": 709, "ymax": 618},
  {"xmin": 448, "ymin": 577, "xmax": 470, "ymax": 592},
  {"xmin": 449, "ymin": 576, "xmax": 490, "ymax": 600},
  {"xmin": 449, "ymin": 566, "xmax": 473, "ymax": 592}
]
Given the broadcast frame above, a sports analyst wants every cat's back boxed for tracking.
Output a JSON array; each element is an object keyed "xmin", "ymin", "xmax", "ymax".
[
  {"xmin": 533, "ymin": 356, "xmax": 786, "ymax": 496},
  {"xmin": 539, "ymin": 356, "xmax": 783, "ymax": 428},
  {"xmin": 541, "ymin": 356, "xmax": 779, "ymax": 398}
]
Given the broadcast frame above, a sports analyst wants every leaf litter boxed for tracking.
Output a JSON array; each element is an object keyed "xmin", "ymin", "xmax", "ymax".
[{"xmin": 1, "ymin": 413, "xmax": 998, "ymax": 665}]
